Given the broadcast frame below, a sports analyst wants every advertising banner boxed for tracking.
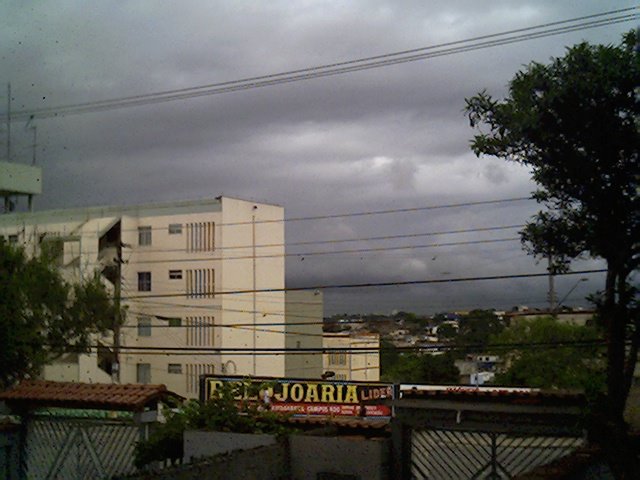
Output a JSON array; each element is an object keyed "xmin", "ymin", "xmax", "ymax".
[{"xmin": 200, "ymin": 375, "xmax": 394, "ymax": 417}]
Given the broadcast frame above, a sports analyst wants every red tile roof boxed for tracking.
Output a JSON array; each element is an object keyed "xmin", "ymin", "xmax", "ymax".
[{"xmin": 0, "ymin": 380, "xmax": 183, "ymax": 412}]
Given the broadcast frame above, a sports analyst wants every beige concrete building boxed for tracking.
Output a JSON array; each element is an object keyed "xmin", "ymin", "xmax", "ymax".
[
  {"xmin": 284, "ymin": 290, "xmax": 323, "ymax": 379},
  {"xmin": 0, "ymin": 196, "xmax": 285, "ymax": 398},
  {"xmin": 323, "ymin": 333, "xmax": 380, "ymax": 382}
]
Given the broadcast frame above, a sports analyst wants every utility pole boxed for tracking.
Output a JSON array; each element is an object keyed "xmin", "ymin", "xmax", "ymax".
[
  {"xmin": 6, "ymin": 83, "xmax": 11, "ymax": 162},
  {"xmin": 4, "ymin": 83, "xmax": 11, "ymax": 213},
  {"xmin": 547, "ymin": 255, "xmax": 557, "ymax": 313},
  {"xmin": 252, "ymin": 208, "xmax": 257, "ymax": 376}
]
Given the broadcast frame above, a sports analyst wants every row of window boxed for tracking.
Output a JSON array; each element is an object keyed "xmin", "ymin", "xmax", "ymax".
[
  {"xmin": 137, "ymin": 269, "xmax": 215, "ymax": 296},
  {"xmin": 137, "ymin": 222, "xmax": 215, "ymax": 252},
  {"xmin": 136, "ymin": 316, "xmax": 214, "ymax": 346}
]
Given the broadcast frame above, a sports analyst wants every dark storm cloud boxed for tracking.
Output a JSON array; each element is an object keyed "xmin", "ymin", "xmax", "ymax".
[{"xmin": 1, "ymin": 0, "xmax": 630, "ymax": 313}]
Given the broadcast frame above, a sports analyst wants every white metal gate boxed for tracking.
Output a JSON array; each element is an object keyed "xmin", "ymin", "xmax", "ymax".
[
  {"xmin": 411, "ymin": 428, "xmax": 585, "ymax": 479},
  {"xmin": 23, "ymin": 415, "xmax": 140, "ymax": 480}
]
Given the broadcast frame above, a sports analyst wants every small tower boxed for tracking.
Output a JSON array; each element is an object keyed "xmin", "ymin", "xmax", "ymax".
[{"xmin": 0, "ymin": 161, "xmax": 42, "ymax": 212}]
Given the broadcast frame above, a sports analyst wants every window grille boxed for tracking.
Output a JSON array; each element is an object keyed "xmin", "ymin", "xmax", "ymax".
[
  {"xmin": 186, "ymin": 269, "xmax": 215, "ymax": 298},
  {"xmin": 186, "ymin": 222, "xmax": 214, "ymax": 252}
]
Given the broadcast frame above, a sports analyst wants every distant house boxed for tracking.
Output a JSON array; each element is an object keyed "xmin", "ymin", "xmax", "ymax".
[
  {"xmin": 323, "ymin": 333, "xmax": 380, "ymax": 381},
  {"xmin": 506, "ymin": 309, "xmax": 595, "ymax": 327}
]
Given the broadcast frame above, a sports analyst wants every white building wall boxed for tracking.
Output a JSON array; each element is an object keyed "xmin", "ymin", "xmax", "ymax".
[
  {"xmin": 219, "ymin": 197, "xmax": 285, "ymax": 378},
  {"xmin": 285, "ymin": 290, "xmax": 323, "ymax": 379}
]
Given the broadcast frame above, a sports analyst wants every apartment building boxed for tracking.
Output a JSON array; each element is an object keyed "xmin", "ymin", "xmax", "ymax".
[
  {"xmin": 323, "ymin": 333, "xmax": 380, "ymax": 382},
  {"xmin": 0, "ymin": 196, "xmax": 285, "ymax": 397}
]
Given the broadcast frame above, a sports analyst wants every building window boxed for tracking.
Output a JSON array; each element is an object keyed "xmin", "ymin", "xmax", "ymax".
[
  {"xmin": 8, "ymin": 234, "xmax": 18, "ymax": 244},
  {"xmin": 186, "ymin": 316, "xmax": 214, "ymax": 346},
  {"xmin": 169, "ymin": 269, "xmax": 183, "ymax": 280},
  {"xmin": 186, "ymin": 269, "xmax": 215, "ymax": 298},
  {"xmin": 168, "ymin": 317, "xmax": 182, "ymax": 327},
  {"xmin": 137, "ymin": 316, "xmax": 152, "ymax": 337},
  {"xmin": 138, "ymin": 226, "xmax": 152, "ymax": 246},
  {"xmin": 137, "ymin": 272, "xmax": 151, "ymax": 291},
  {"xmin": 137, "ymin": 363, "xmax": 151, "ymax": 384},
  {"xmin": 186, "ymin": 222, "xmax": 214, "ymax": 252},
  {"xmin": 335, "ymin": 374, "xmax": 347, "ymax": 381},
  {"xmin": 168, "ymin": 223, "xmax": 182, "ymax": 235},
  {"xmin": 328, "ymin": 352, "xmax": 347, "ymax": 366},
  {"xmin": 168, "ymin": 363, "xmax": 182, "ymax": 374}
]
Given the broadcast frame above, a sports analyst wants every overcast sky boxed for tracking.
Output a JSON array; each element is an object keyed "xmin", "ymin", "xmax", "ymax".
[{"xmin": 1, "ymin": 1, "xmax": 635, "ymax": 315}]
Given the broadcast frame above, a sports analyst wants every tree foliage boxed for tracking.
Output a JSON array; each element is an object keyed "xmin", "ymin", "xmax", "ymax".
[
  {"xmin": 134, "ymin": 380, "xmax": 295, "ymax": 468},
  {"xmin": 491, "ymin": 316, "xmax": 605, "ymax": 393},
  {"xmin": 0, "ymin": 238, "xmax": 116, "ymax": 389},
  {"xmin": 382, "ymin": 348, "xmax": 459, "ymax": 384},
  {"xmin": 455, "ymin": 309, "xmax": 506, "ymax": 354},
  {"xmin": 465, "ymin": 31, "xmax": 639, "ymax": 421}
]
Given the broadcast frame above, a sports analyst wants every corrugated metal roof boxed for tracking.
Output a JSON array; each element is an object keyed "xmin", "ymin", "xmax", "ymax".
[{"xmin": 0, "ymin": 380, "xmax": 183, "ymax": 412}]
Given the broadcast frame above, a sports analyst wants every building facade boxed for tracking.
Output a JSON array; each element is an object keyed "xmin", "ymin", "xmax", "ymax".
[
  {"xmin": 284, "ymin": 290, "xmax": 324, "ymax": 379},
  {"xmin": 0, "ymin": 196, "xmax": 285, "ymax": 398},
  {"xmin": 323, "ymin": 333, "xmax": 380, "ymax": 382}
]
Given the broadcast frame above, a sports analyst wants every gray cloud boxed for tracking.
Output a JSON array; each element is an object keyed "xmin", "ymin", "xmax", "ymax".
[{"xmin": 2, "ymin": 0, "xmax": 629, "ymax": 314}]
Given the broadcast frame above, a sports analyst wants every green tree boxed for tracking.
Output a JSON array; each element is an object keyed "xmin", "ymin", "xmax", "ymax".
[
  {"xmin": 465, "ymin": 32, "xmax": 639, "ymax": 425},
  {"xmin": 490, "ymin": 316, "xmax": 605, "ymax": 393},
  {"xmin": 437, "ymin": 322, "xmax": 458, "ymax": 340},
  {"xmin": 0, "ymin": 239, "xmax": 116, "ymax": 388},
  {"xmin": 455, "ymin": 309, "xmax": 506, "ymax": 355},
  {"xmin": 382, "ymin": 349, "xmax": 459, "ymax": 384}
]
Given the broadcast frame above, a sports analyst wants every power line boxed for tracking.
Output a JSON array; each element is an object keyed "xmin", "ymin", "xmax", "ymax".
[
  {"xmin": 126, "ymin": 237, "xmax": 520, "ymax": 264},
  {"xmin": 37, "ymin": 339, "xmax": 609, "ymax": 356},
  {"xmin": 91, "ymin": 197, "xmax": 536, "ymax": 232},
  {"xmin": 122, "ymin": 269, "xmax": 607, "ymax": 300},
  {"xmin": 5, "ymin": 8, "xmax": 637, "ymax": 120}
]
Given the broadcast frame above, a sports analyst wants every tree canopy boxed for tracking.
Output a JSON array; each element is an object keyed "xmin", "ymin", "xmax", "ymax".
[
  {"xmin": 382, "ymin": 347, "xmax": 459, "ymax": 384},
  {"xmin": 465, "ymin": 31, "xmax": 639, "ymax": 422},
  {"xmin": 490, "ymin": 316, "xmax": 604, "ymax": 393},
  {"xmin": 455, "ymin": 309, "xmax": 506, "ymax": 354},
  {"xmin": 0, "ymin": 238, "xmax": 116, "ymax": 388}
]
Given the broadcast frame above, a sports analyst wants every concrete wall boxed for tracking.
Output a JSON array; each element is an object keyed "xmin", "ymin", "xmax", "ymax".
[
  {"xmin": 285, "ymin": 290, "xmax": 323, "ymax": 379},
  {"xmin": 118, "ymin": 443, "xmax": 288, "ymax": 480},
  {"xmin": 219, "ymin": 197, "xmax": 285, "ymax": 379},
  {"xmin": 290, "ymin": 434, "xmax": 391, "ymax": 480},
  {"xmin": 183, "ymin": 430, "xmax": 276, "ymax": 462}
]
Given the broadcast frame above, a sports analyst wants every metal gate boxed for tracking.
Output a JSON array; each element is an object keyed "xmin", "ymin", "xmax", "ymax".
[
  {"xmin": 410, "ymin": 428, "xmax": 585, "ymax": 479},
  {"xmin": 22, "ymin": 415, "xmax": 140, "ymax": 480}
]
